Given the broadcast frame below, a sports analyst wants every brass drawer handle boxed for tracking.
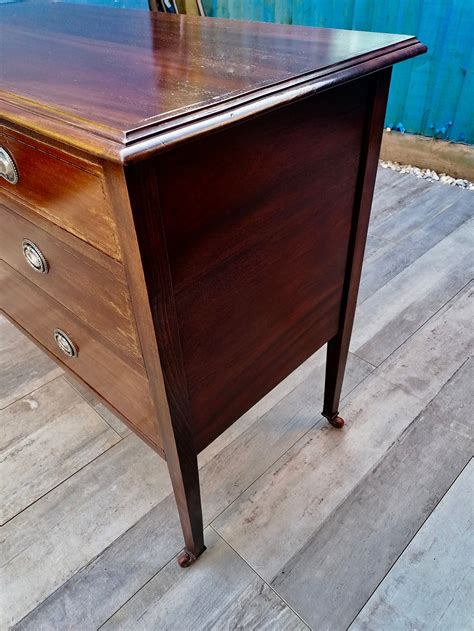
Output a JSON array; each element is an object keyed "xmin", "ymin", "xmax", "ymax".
[
  {"xmin": 22, "ymin": 239, "xmax": 49, "ymax": 274},
  {"xmin": 53, "ymin": 329, "xmax": 78, "ymax": 358},
  {"xmin": 0, "ymin": 146, "xmax": 19, "ymax": 185}
]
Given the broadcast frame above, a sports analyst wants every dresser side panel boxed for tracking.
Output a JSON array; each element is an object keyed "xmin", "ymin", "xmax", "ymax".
[{"xmin": 144, "ymin": 78, "xmax": 372, "ymax": 451}]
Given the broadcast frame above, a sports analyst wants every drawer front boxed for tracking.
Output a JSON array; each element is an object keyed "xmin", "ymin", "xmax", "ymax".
[
  {"xmin": 0, "ymin": 127, "xmax": 121, "ymax": 259},
  {"xmin": 0, "ymin": 203, "xmax": 142, "ymax": 363},
  {"xmin": 0, "ymin": 261, "xmax": 162, "ymax": 451}
]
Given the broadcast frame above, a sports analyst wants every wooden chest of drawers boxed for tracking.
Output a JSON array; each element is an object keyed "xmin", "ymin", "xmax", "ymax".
[{"xmin": 0, "ymin": 4, "xmax": 425, "ymax": 566}]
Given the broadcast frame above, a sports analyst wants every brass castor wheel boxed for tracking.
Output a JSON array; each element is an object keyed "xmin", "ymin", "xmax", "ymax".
[
  {"xmin": 323, "ymin": 412, "xmax": 345, "ymax": 429},
  {"xmin": 177, "ymin": 550, "xmax": 196, "ymax": 568},
  {"xmin": 177, "ymin": 546, "xmax": 206, "ymax": 568},
  {"xmin": 328, "ymin": 415, "xmax": 345, "ymax": 429}
]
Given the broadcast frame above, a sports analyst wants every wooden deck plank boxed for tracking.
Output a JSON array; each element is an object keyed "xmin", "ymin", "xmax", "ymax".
[
  {"xmin": 213, "ymin": 375, "xmax": 420, "ymax": 580},
  {"xmin": 12, "ymin": 493, "xmax": 184, "ymax": 631},
  {"xmin": 363, "ymin": 233, "xmax": 393, "ymax": 263},
  {"xmin": 377, "ymin": 283, "xmax": 473, "ymax": 399},
  {"xmin": 370, "ymin": 183, "xmax": 464, "ymax": 242},
  {"xmin": 351, "ymin": 219, "xmax": 473, "ymax": 365},
  {"xmin": 351, "ymin": 459, "xmax": 474, "ymax": 631},
  {"xmin": 14, "ymin": 352, "xmax": 373, "ymax": 630},
  {"xmin": 0, "ymin": 377, "xmax": 121, "ymax": 525},
  {"xmin": 371, "ymin": 168, "xmax": 433, "ymax": 220},
  {"xmin": 65, "ymin": 376, "xmax": 131, "ymax": 438},
  {"xmin": 211, "ymin": 283, "xmax": 472, "ymax": 581},
  {"xmin": 0, "ymin": 315, "xmax": 62, "ymax": 410},
  {"xmin": 0, "ymin": 435, "xmax": 172, "ymax": 629},
  {"xmin": 271, "ymin": 359, "xmax": 473, "ymax": 630},
  {"xmin": 207, "ymin": 577, "xmax": 308, "ymax": 631},
  {"xmin": 101, "ymin": 528, "xmax": 307, "ymax": 631},
  {"xmin": 359, "ymin": 192, "xmax": 473, "ymax": 302}
]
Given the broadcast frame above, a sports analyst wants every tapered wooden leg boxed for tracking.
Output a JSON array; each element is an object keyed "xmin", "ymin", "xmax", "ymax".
[
  {"xmin": 118, "ymin": 160, "xmax": 207, "ymax": 566},
  {"xmin": 322, "ymin": 333, "xmax": 348, "ymax": 428},
  {"xmin": 166, "ymin": 448, "xmax": 206, "ymax": 567},
  {"xmin": 322, "ymin": 69, "xmax": 392, "ymax": 429}
]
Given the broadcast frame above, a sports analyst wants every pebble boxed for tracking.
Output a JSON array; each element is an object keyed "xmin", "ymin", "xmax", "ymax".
[{"xmin": 379, "ymin": 160, "xmax": 474, "ymax": 190}]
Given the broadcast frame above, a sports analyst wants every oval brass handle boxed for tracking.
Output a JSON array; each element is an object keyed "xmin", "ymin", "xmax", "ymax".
[
  {"xmin": 0, "ymin": 146, "xmax": 19, "ymax": 185},
  {"xmin": 53, "ymin": 329, "xmax": 78, "ymax": 358},
  {"xmin": 22, "ymin": 239, "xmax": 49, "ymax": 274}
]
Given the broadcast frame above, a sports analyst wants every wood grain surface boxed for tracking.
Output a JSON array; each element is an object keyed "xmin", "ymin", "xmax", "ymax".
[
  {"xmin": 274, "ymin": 358, "xmax": 473, "ymax": 629},
  {"xmin": 0, "ymin": 204, "xmax": 141, "ymax": 362},
  {"xmin": 0, "ymin": 377, "xmax": 121, "ymax": 525},
  {"xmin": 0, "ymin": 315, "xmax": 62, "ymax": 410},
  {"xmin": 150, "ymin": 78, "xmax": 369, "ymax": 451},
  {"xmin": 0, "ymin": 263, "xmax": 161, "ymax": 452},
  {"xmin": 352, "ymin": 458, "xmax": 474, "ymax": 631},
  {"xmin": 0, "ymin": 4, "xmax": 425, "ymax": 159},
  {"xmin": 1, "ymin": 435, "xmax": 171, "ymax": 630},
  {"xmin": 0, "ymin": 127, "xmax": 120, "ymax": 257}
]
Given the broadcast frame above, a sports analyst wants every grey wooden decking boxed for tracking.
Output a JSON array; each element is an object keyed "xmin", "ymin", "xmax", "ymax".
[{"xmin": 1, "ymin": 167, "xmax": 473, "ymax": 630}]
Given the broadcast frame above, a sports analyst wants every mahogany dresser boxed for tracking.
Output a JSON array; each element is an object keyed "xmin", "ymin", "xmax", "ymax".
[{"xmin": 0, "ymin": 4, "xmax": 426, "ymax": 566}]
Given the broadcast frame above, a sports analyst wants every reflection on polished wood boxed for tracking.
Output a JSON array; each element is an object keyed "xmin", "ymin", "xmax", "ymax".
[
  {"xmin": 0, "ymin": 4, "xmax": 426, "ymax": 566},
  {"xmin": 0, "ymin": 4, "xmax": 424, "ymax": 158}
]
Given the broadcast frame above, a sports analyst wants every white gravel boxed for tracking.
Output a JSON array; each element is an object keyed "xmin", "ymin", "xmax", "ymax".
[{"xmin": 379, "ymin": 159, "xmax": 474, "ymax": 191}]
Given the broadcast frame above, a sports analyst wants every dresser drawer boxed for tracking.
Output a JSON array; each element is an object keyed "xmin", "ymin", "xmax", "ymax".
[
  {"xmin": 0, "ymin": 127, "xmax": 121, "ymax": 259},
  {"xmin": 0, "ymin": 261, "xmax": 162, "ymax": 451},
  {"xmin": 0, "ymin": 203, "xmax": 142, "ymax": 363}
]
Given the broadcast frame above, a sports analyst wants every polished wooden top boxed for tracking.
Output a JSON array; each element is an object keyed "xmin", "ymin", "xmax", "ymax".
[{"xmin": 0, "ymin": 4, "xmax": 426, "ymax": 160}]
